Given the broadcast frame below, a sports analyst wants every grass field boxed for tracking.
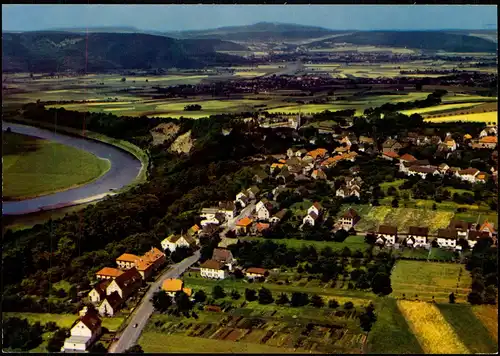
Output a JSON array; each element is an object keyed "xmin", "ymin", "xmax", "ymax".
[
  {"xmin": 425, "ymin": 111, "xmax": 498, "ymax": 123},
  {"xmin": 240, "ymin": 236, "xmax": 370, "ymax": 253},
  {"xmin": 139, "ymin": 332, "xmax": 301, "ymax": 353},
  {"xmin": 390, "ymin": 261, "xmax": 472, "ymax": 302},
  {"xmin": 471, "ymin": 305, "xmax": 499, "ymax": 343},
  {"xmin": 437, "ymin": 304, "xmax": 498, "ymax": 353},
  {"xmin": 397, "ymin": 300, "xmax": 470, "ymax": 354},
  {"xmin": 2, "ymin": 132, "xmax": 110, "ymax": 200},
  {"xmin": 399, "ymin": 102, "xmax": 485, "ymax": 116},
  {"xmin": 342, "ymin": 205, "xmax": 454, "ymax": 234}
]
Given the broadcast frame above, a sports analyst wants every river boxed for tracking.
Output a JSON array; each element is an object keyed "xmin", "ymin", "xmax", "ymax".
[{"xmin": 2, "ymin": 122, "xmax": 142, "ymax": 215}]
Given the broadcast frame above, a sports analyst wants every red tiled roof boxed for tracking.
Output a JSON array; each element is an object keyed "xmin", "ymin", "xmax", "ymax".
[
  {"xmin": 383, "ymin": 151, "xmax": 399, "ymax": 159},
  {"xmin": 400, "ymin": 153, "xmax": 417, "ymax": 162},
  {"xmin": 96, "ymin": 267, "xmax": 124, "ymax": 278},
  {"xmin": 236, "ymin": 217, "xmax": 253, "ymax": 227},
  {"xmin": 246, "ymin": 267, "xmax": 267, "ymax": 275}
]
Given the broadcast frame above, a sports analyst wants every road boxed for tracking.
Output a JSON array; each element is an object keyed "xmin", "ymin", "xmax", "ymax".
[
  {"xmin": 218, "ymin": 202, "xmax": 256, "ymax": 248},
  {"xmin": 108, "ymin": 250, "xmax": 200, "ymax": 353},
  {"xmin": 2, "ymin": 121, "xmax": 142, "ymax": 215}
]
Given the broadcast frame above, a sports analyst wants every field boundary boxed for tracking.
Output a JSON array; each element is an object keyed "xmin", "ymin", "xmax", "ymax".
[{"xmin": 4, "ymin": 117, "xmax": 149, "ymax": 192}]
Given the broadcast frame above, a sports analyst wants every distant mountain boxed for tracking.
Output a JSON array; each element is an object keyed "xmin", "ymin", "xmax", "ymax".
[
  {"xmin": 166, "ymin": 22, "xmax": 348, "ymax": 42},
  {"xmin": 2, "ymin": 32, "xmax": 248, "ymax": 72},
  {"xmin": 308, "ymin": 31, "xmax": 498, "ymax": 53}
]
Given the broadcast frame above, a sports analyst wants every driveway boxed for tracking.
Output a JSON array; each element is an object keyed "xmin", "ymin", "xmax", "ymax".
[{"xmin": 108, "ymin": 250, "xmax": 200, "ymax": 353}]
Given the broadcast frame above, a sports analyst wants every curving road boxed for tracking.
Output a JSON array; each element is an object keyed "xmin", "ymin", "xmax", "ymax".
[
  {"xmin": 2, "ymin": 122, "xmax": 142, "ymax": 215},
  {"xmin": 108, "ymin": 251, "xmax": 200, "ymax": 353}
]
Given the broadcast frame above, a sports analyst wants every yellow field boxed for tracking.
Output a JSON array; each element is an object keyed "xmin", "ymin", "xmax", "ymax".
[
  {"xmin": 425, "ymin": 111, "xmax": 498, "ymax": 123},
  {"xmin": 234, "ymin": 71, "xmax": 266, "ymax": 77},
  {"xmin": 397, "ymin": 301, "xmax": 470, "ymax": 354},
  {"xmin": 399, "ymin": 102, "xmax": 485, "ymax": 116},
  {"xmin": 472, "ymin": 306, "xmax": 498, "ymax": 343}
]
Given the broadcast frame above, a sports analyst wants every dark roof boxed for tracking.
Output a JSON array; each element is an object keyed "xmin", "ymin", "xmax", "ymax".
[
  {"xmin": 93, "ymin": 279, "xmax": 111, "ymax": 299},
  {"xmin": 411, "ymin": 159, "xmax": 430, "ymax": 166},
  {"xmin": 79, "ymin": 312, "xmax": 102, "ymax": 333},
  {"xmin": 308, "ymin": 211, "xmax": 318, "ymax": 220},
  {"xmin": 468, "ymin": 231, "xmax": 491, "ymax": 241},
  {"xmin": 448, "ymin": 220, "xmax": 470, "ymax": 231},
  {"xmin": 458, "ymin": 168, "xmax": 479, "ymax": 176},
  {"xmin": 200, "ymin": 259, "xmax": 225, "ymax": 270},
  {"xmin": 246, "ymin": 267, "xmax": 267, "ymax": 275},
  {"xmin": 409, "ymin": 166, "xmax": 436, "ymax": 174},
  {"xmin": 378, "ymin": 225, "xmax": 397, "ymax": 235},
  {"xmin": 382, "ymin": 139, "xmax": 400, "ymax": 148},
  {"xmin": 219, "ymin": 201, "xmax": 236, "ymax": 211},
  {"xmin": 114, "ymin": 267, "xmax": 142, "ymax": 290},
  {"xmin": 103, "ymin": 291, "xmax": 123, "ymax": 310},
  {"xmin": 408, "ymin": 226, "xmax": 429, "ymax": 236},
  {"xmin": 437, "ymin": 228, "xmax": 457, "ymax": 239},
  {"xmin": 273, "ymin": 209, "xmax": 288, "ymax": 220},
  {"xmin": 342, "ymin": 208, "xmax": 359, "ymax": 219},
  {"xmin": 212, "ymin": 248, "xmax": 233, "ymax": 262}
]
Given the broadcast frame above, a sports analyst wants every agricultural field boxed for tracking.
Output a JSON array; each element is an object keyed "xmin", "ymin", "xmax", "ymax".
[
  {"xmin": 341, "ymin": 205, "xmax": 454, "ymax": 234},
  {"xmin": 239, "ymin": 236, "xmax": 370, "ymax": 253},
  {"xmin": 425, "ymin": 111, "xmax": 498, "ymax": 124},
  {"xmin": 390, "ymin": 261, "xmax": 472, "ymax": 303},
  {"xmin": 399, "ymin": 102, "xmax": 486, "ymax": 116},
  {"xmin": 308, "ymin": 45, "xmax": 417, "ymax": 54},
  {"xmin": 2, "ymin": 132, "xmax": 110, "ymax": 200},
  {"xmin": 397, "ymin": 300, "xmax": 470, "ymax": 354}
]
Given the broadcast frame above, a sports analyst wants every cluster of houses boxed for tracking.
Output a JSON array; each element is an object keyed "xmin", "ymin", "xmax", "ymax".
[{"xmin": 88, "ymin": 248, "xmax": 166, "ymax": 317}]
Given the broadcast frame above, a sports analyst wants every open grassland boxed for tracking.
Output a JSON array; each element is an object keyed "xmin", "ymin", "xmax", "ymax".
[
  {"xmin": 437, "ymin": 304, "xmax": 498, "ymax": 353},
  {"xmin": 367, "ymin": 298, "xmax": 424, "ymax": 354},
  {"xmin": 425, "ymin": 111, "xmax": 498, "ymax": 123},
  {"xmin": 390, "ymin": 261, "xmax": 472, "ymax": 303},
  {"xmin": 2, "ymin": 132, "xmax": 110, "ymax": 200},
  {"xmin": 472, "ymin": 306, "xmax": 498, "ymax": 344},
  {"xmin": 397, "ymin": 301, "xmax": 470, "ymax": 354},
  {"xmin": 2, "ymin": 313, "xmax": 124, "ymax": 331},
  {"xmin": 341, "ymin": 205, "xmax": 454, "ymax": 233},
  {"xmin": 139, "ymin": 332, "xmax": 301, "ymax": 353},
  {"xmin": 239, "ymin": 236, "xmax": 370, "ymax": 253}
]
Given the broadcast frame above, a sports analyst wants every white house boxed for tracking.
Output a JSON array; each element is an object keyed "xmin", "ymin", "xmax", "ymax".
[
  {"xmin": 376, "ymin": 225, "xmax": 397, "ymax": 245},
  {"xmin": 338, "ymin": 208, "xmax": 360, "ymax": 230},
  {"xmin": 270, "ymin": 209, "xmax": 288, "ymax": 224},
  {"xmin": 303, "ymin": 211, "xmax": 319, "ymax": 226},
  {"xmin": 407, "ymin": 226, "xmax": 429, "ymax": 248},
  {"xmin": 97, "ymin": 291, "xmax": 122, "ymax": 317},
  {"xmin": 448, "ymin": 220, "xmax": 470, "ymax": 239},
  {"xmin": 200, "ymin": 259, "xmax": 227, "ymax": 279},
  {"xmin": 161, "ymin": 234, "xmax": 197, "ymax": 253},
  {"xmin": 212, "ymin": 248, "xmax": 235, "ymax": 271},
  {"xmin": 245, "ymin": 267, "xmax": 268, "ymax": 279},
  {"xmin": 436, "ymin": 229, "xmax": 458, "ymax": 249},
  {"xmin": 307, "ymin": 202, "xmax": 322, "ymax": 217},
  {"xmin": 246, "ymin": 186, "xmax": 260, "ymax": 200},
  {"xmin": 257, "ymin": 202, "xmax": 275, "ymax": 221},
  {"xmin": 456, "ymin": 168, "xmax": 480, "ymax": 183},
  {"xmin": 200, "ymin": 207, "xmax": 220, "ymax": 220},
  {"xmin": 88, "ymin": 280, "xmax": 111, "ymax": 304},
  {"xmin": 61, "ymin": 307, "xmax": 102, "ymax": 352},
  {"xmin": 235, "ymin": 192, "xmax": 249, "ymax": 207},
  {"xmin": 219, "ymin": 201, "xmax": 237, "ymax": 220}
]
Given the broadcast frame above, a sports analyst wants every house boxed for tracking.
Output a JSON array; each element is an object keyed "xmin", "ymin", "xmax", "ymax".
[
  {"xmin": 399, "ymin": 153, "xmax": 417, "ymax": 163},
  {"xmin": 436, "ymin": 229, "xmax": 458, "ymax": 249},
  {"xmin": 307, "ymin": 148, "xmax": 328, "ymax": 160},
  {"xmin": 382, "ymin": 151, "xmax": 399, "ymax": 161},
  {"xmin": 443, "ymin": 134, "xmax": 457, "ymax": 151},
  {"xmin": 236, "ymin": 217, "xmax": 253, "ymax": 234},
  {"xmin": 467, "ymin": 231, "xmax": 491, "ymax": 248},
  {"xmin": 407, "ymin": 227, "xmax": 429, "ymax": 248},
  {"xmin": 335, "ymin": 146, "xmax": 350, "ymax": 154},
  {"xmin": 479, "ymin": 221, "xmax": 496, "ymax": 237},
  {"xmin": 106, "ymin": 267, "xmax": 142, "ymax": 300},
  {"xmin": 95, "ymin": 267, "xmax": 124, "ymax": 280},
  {"xmin": 212, "ymin": 248, "xmax": 235, "ymax": 270},
  {"xmin": 382, "ymin": 139, "xmax": 402, "ymax": 154},
  {"xmin": 187, "ymin": 224, "xmax": 201, "ymax": 237},
  {"xmin": 219, "ymin": 201, "xmax": 237, "ymax": 219},
  {"xmin": 98, "ymin": 291, "xmax": 122, "ymax": 317},
  {"xmin": 456, "ymin": 168, "xmax": 480, "ymax": 183},
  {"xmin": 253, "ymin": 222, "xmax": 271, "ymax": 235},
  {"xmin": 235, "ymin": 191, "xmax": 250, "ymax": 207},
  {"xmin": 200, "ymin": 207, "xmax": 220, "ymax": 220},
  {"xmin": 303, "ymin": 211, "xmax": 319, "ymax": 226},
  {"xmin": 161, "ymin": 234, "xmax": 197, "ymax": 253},
  {"xmin": 270, "ymin": 209, "xmax": 288, "ymax": 224},
  {"xmin": 376, "ymin": 225, "xmax": 397, "ymax": 245},
  {"xmin": 287, "ymin": 147, "xmax": 298, "ymax": 158},
  {"xmin": 246, "ymin": 186, "xmax": 260, "ymax": 200},
  {"xmin": 345, "ymin": 176, "xmax": 363, "ymax": 189},
  {"xmin": 200, "ymin": 259, "xmax": 227, "ymax": 279},
  {"xmin": 336, "ymin": 185, "xmax": 360, "ymax": 198},
  {"xmin": 245, "ymin": 267, "xmax": 268, "ymax": 279},
  {"xmin": 296, "ymin": 149, "xmax": 308, "ymax": 157},
  {"xmin": 270, "ymin": 163, "xmax": 285, "ymax": 173},
  {"xmin": 115, "ymin": 253, "xmax": 141, "ymax": 270},
  {"xmin": 134, "ymin": 247, "xmax": 167, "ymax": 280},
  {"xmin": 62, "ymin": 307, "xmax": 102, "ymax": 352},
  {"xmin": 162, "ymin": 278, "xmax": 192, "ymax": 297},
  {"xmin": 338, "ymin": 208, "xmax": 360, "ymax": 230},
  {"xmin": 448, "ymin": 220, "xmax": 471, "ymax": 239},
  {"xmin": 256, "ymin": 198, "xmax": 269, "ymax": 212},
  {"xmin": 88, "ymin": 280, "xmax": 111, "ymax": 304},
  {"xmin": 438, "ymin": 163, "xmax": 450, "ymax": 174},
  {"xmin": 311, "ymin": 169, "xmax": 327, "ymax": 180},
  {"xmin": 253, "ymin": 171, "xmax": 269, "ymax": 184},
  {"xmin": 473, "ymin": 136, "xmax": 497, "ymax": 149},
  {"xmin": 407, "ymin": 165, "xmax": 439, "ymax": 179},
  {"xmin": 307, "ymin": 202, "xmax": 322, "ymax": 217},
  {"xmin": 257, "ymin": 201, "xmax": 276, "ymax": 222}
]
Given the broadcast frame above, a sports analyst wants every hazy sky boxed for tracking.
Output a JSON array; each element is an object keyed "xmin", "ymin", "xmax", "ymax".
[{"xmin": 2, "ymin": 5, "xmax": 497, "ymax": 32}]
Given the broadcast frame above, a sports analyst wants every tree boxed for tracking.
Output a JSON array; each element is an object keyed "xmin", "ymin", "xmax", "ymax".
[
  {"xmin": 151, "ymin": 291, "xmax": 172, "ymax": 312},
  {"xmin": 2, "ymin": 317, "xmax": 44, "ymax": 350},
  {"xmin": 258, "ymin": 287, "xmax": 274, "ymax": 304},
  {"xmin": 364, "ymin": 233, "xmax": 376, "ymax": 245},
  {"xmin": 448, "ymin": 292, "xmax": 456, "ymax": 304},
  {"xmin": 193, "ymin": 290, "xmax": 207, "ymax": 304},
  {"xmin": 46, "ymin": 328, "xmax": 68, "ymax": 352},
  {"xmin": 371, "ymin": 272, "xmax": 393, "ymax": 296},
  {"xmin": 89, "ymin": 342, "xmax": 108, "ymax": 353},
  {"xmin": 212, "ymin": 285, "xmax": 226, "ymax": 299},
  {"xmin": 121, "ymin": 77, "xmax": 126, "ymax": 82},
  {"xmin": 432, "ymin": 203, "xmax": 437, "ymax": 210},
  {"xmin": 291, "ymin": 292, "xmax": 309, "ymax": 307},
  {"xmin": 328, "ymin": 299, "xmax": 339, "ymax": 309},
  {"xmin": 344, "ymin": 301, "xmax": 354, "ymax": 310},
  {"xmin": 124, "ymin": 345, "xmax": 144, "ymax": 353},
  {"xmin": 484, "ymin": 285, "xmax": 497, "ymax": 305},
  {"xmin": 276, "ymin": 293, "xmax": 290, "ymax": 305},
  {"xmin": 310, "ymin": 294, "xmax": 324, "ymax": 308},
  {"xmin": 467, "ymin": 291, "xmax": 484, "ymax": 305},
  {"xmin": 230, "ymin": 290, "xmax": 241, "ymax": 300},
  {"xmin": 391, "ymin": 198, "xmax": 399, "ymax": 208},
  {"xmin": 245, "ymin": 288, "xmax": 257, "ymax": 302},
  {"xmin": 45, "ymin": 321, "xmax": 58, "ymax": 332},
  {"xmin": 358, "ymin": 302, "xmax": 377, "ymax": 332},
  {"xmin": 174, "ymin": 291, "xmax": 192, "ymax": 312}
]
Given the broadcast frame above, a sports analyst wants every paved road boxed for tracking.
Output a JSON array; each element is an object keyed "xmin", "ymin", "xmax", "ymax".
[
  {"xmin": 108, "ymin": 250, "xmax": 200, "ymax": 353},
  {"xmin": 2, "ymin": 121, "xmax": 142, "ymax": 215}
]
